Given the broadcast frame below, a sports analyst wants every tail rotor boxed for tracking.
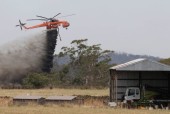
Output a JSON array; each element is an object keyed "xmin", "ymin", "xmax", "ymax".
[{"xmin": 16, "ymin": 20, "xmax": 26, "ymax": 30}]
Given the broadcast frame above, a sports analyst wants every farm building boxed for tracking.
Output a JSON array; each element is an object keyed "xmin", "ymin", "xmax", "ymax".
[
  {"xmin": 46, "ymin": 96, "xmax": 78, "ymax": 104},
  {"xmin": 109, "ymin": 58, "xmax": 170, "ymax": 102},
  {"xmin": 13, "ymin": 95, "xmax": 45, "ymax": 105},
  {"xmin": 13, "ymin": 95, "xmax": 80, "ymax": 105}
]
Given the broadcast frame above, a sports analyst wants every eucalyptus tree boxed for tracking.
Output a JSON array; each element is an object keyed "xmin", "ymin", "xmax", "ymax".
[{"xmin": 59, "ymin": 39, "xmax": 113, "ymax": 87}]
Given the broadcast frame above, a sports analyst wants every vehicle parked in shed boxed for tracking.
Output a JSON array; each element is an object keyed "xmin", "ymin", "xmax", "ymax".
[
  {"xmin": 124, "ymin": 87, "xmax": 140, "ymax": 101},
  {"xmin": 124, "ymin": 85, "xmax": 170, "ymax": 107}
]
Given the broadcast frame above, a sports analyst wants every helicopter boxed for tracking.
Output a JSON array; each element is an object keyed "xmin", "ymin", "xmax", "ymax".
[{"xmin": 16, "ymin": 13, "xmax": 72, "ymax": 30}]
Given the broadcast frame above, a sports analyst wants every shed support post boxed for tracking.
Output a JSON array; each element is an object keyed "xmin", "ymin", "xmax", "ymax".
[
  {"xmin": 109, "ymin": 70, "xmax": 114, "ymax": 102},
  {"xmin": 139, "ymin": 72, "xmax": 142, "ymax": 99},
  {"xmin": 168, "ymin": 75, "xmax": 170, "ymax": 98}
]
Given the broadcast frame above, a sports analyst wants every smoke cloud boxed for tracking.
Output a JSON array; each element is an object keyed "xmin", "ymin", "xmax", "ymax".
[{"xmin": 0, "ymin": 30, "xmax": 58, "ymax": 84}]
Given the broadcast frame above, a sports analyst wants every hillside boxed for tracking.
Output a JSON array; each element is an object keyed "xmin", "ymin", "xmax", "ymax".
[
  {"xmin": 53, "ymin": 52, "xmax": 161, "ymax": 66},
  {"xmin": 109, "ymin": 52, "xmax": 160, "ymax": 64}
]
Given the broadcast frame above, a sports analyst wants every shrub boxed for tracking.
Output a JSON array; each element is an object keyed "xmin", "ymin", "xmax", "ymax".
[{"xmin": 22, "ymin": 73, "xmax": 49, "ymax": 88}]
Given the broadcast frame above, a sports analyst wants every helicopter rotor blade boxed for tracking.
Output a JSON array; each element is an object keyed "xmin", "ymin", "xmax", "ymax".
[
  {"xmin": 36, "ymin": 15, "xmax": 49, "ymax": 20},
  {"xmin": 27, "ymin": 19, "xmax": 47, "ymax": 21},
  {"xmin": 19, "ymin": 20, "xmax": 22, "ymax": 25},
  {"xmin": 57, "ymin": 14, "xmax": 76, "ymax": 18},
  {"xmin": 52, "ymin": 13, "xmax": 61, "ymax": 19},
  {"xmin": 20, "ymin": 26, "xmax": 22, "ymax": 30}
]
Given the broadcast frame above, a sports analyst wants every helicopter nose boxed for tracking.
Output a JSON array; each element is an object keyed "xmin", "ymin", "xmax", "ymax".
[
  {"xmin": 66, "ymin": 23, "xmax": 70, "ymax": 27},
  {"xmin": 63, "ymin": 22, "xmax": 70, "ymax": 28}
]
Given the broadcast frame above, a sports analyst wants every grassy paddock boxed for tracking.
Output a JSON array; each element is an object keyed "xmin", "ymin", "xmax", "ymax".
[
  {"xmin": 0, "ymin": 88, "xmax": 109, "ymax": 97},
  {"xmin": 0, "ymin": 105, "xmax": 169, "ymax": 114},
  {"xmin": 0, "ymin": 88, "xmax": 169, "ymax": 114}
]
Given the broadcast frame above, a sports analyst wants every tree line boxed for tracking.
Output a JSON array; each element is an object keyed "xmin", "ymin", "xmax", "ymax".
[{"xmin": 22, "ymin": 39, "xmax": 113, "ymax": 88}]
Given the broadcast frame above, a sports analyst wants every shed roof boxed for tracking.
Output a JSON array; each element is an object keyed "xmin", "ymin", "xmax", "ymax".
[
  {"xmin": 46, "ymin": 96, "xmax": 77, "ymax": 101},
  {"xmin": 13, "ymin": 95, "xmax": 44, "ymax": 100},
  {"xmin": 110, "ymin": 58, "xmax": 170, "ymax": 71}
]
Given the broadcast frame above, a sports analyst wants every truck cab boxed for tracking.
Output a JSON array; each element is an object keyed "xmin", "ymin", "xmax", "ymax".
[{"xmin": 124, "ymin": 87, "xmax": 140, "ymax": 101}]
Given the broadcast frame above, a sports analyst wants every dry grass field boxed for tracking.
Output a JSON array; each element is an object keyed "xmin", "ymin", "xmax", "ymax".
[
  {"xmin": 0, "ymin": 88, "xmax": 169, "ymax": 114},
  {"xmin": 0, "ymin": 105, "xmax": 169, "ymax": 114},
  {"xmin": 0, "ymin": 88, "xmax": 109, "ymax": 97}
]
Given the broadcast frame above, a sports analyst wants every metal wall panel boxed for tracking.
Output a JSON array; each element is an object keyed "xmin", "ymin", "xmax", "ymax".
[{"xmin": 110, "ymin": 71, "xmax": 169, "ymax": 101}]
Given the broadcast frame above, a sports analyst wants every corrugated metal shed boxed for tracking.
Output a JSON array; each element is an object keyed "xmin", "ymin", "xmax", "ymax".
[
  {"xmin": 46, "ymin": 96, "xmax": 77, "ymax": 101},
  {"xmin": 110, "ymin": 58, "xmax": 170, "ymax": 71},
  {"xmin": 109, "ymin": 58, "xmax": 170, "ymax": 102}
]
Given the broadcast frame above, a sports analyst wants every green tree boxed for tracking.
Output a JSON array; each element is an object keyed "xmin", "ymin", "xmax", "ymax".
[
  {"xmin": 22, "ymin": 73, "xmax": 49, "ymax": 88},
  {"xmin": 59, "ymin": 39, "xmax": 113, "ymax": 87},
  {"xmin": 159, "ymin": 58, "xmax": 170, "ymax": 65}
]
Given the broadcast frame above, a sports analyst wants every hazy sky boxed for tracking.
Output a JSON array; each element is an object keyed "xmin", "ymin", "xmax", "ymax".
[{"xmin": 0, "ymin": 0, "xmax": 170, "ymax": 58}]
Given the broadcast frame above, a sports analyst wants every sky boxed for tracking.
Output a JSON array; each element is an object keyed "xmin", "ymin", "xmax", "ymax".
[{"xmin": 0, "ymin": 0, "xmax": 170, "ymax": 58}]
